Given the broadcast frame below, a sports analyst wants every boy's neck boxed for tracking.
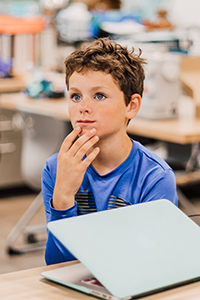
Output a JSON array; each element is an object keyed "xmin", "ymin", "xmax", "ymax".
[{"xmin": 91, "ymin": 134, "xmax": 132, "ymax": 176}]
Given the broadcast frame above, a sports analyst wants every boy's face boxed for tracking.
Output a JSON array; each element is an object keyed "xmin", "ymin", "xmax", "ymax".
[{"xmin": 68, "ymin": 70, "xmax": 131, "ymax": 140}]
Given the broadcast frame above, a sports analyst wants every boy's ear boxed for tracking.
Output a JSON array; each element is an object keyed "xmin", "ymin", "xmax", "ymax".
[{"xmin": 126, "ymin": 94, "xmax": 141, "ymax": 119}]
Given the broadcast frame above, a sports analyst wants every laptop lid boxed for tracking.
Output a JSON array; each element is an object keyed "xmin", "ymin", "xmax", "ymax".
[{"xmin": 44, "ymin": 199, "xmax": 200, "ymax": 299}]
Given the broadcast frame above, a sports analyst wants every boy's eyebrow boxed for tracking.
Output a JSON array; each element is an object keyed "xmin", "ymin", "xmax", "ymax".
[
  {"xmin": 90, "ymin": 86, "xmax": 109, "ymax": 91},
  {"xmin": 68, "ymin": 87, "xmax": 81, "ymax": 92},
  {"xmin": 69, "ymin": 86, "xmax": 110, "ymax": 92}
]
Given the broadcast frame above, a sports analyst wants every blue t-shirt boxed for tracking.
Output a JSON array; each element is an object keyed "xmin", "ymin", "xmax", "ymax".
[{"xmin": 42, "ymin": 139, "xmax": 178, "ymax": 265}]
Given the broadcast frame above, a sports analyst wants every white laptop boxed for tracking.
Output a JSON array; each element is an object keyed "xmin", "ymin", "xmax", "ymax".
[{"xmin": 41, "ymin": 199, "xmax": 200, "ymax": 299}]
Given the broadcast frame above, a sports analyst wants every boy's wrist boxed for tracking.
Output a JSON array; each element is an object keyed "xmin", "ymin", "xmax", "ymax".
[
  {"xmin": 50, "ymin": 199, "xmax": 78, "ymax": 219},
  {"xmin": 52, "ymin": 193, "xmax": 75, "ymax": 210}
]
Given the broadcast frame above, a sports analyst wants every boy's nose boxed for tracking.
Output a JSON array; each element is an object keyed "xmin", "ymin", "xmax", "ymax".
[{"xmin": 79, "ymin": 97, "xmax": 92, "ymax": 113}]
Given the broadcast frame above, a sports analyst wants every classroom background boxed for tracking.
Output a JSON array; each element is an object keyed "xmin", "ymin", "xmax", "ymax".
[{"xmin": 1, "ymin": 0, "xmax": 200, "ymax": 274}]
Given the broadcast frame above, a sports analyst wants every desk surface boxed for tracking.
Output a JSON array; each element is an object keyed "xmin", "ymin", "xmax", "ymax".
[
  {"xmin": 1, "ymin": 261, "xmax": 200, "ymax": 300},
  {"xmin": 1, "ymin": 93, "xmax": 200, "ymax": 144},
  {"xmin": 128, "ymin": 117, "xmax": 200, "ymax": 144},
  {"xmin": 0, "ymin": 92, "xmax": 69, "ymax": 121}
]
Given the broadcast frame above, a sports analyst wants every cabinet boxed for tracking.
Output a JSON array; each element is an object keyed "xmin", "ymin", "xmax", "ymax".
[{"xmin": 0, "ymin": 107, "xmax": 23, "ymax": 188}]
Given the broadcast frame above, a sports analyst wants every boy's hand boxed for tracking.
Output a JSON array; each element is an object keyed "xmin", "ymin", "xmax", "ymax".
[{"xmin": 52, "ymin": 127, "xmax": 100, "ymax": 210}]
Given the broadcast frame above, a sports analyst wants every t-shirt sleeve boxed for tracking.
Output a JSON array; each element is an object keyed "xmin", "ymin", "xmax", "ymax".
[
  {"xmin": 41, "ymin": 156, "xmax": 78, "ymax": 265},
  {"xmin": 140, "ymin": 168, "xmax": 178, "ymax": 206}
]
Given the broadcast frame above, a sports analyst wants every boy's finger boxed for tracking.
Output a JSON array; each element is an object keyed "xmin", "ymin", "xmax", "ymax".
[
  {"xmin": 81, "ymin": 147, "xmax": 100, "ymax": 170},
  {"xmin": 69, "ymin": 128, "xmax": 98, "ymax": 156},
  {"xmin": 59, "ymin": 127, "xmax": 82, "ymax": 153},
  {"xmin": 74, "ymin": 135, "xmax": 99, "ymax": 162}
]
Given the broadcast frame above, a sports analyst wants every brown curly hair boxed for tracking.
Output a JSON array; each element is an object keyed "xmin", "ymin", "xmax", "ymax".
[{"xmin": 64, "ymin": 37, "xmax": 146, "ymax": 106}]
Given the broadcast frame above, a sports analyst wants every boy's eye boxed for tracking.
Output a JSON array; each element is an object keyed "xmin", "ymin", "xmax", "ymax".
[
  {"xmin": 71, "ymin": 94, "xmax": 81, "ymax": 101},
  {"xmin": 95, "ymin": 93, "xmax": 105, "ymax": 100}
]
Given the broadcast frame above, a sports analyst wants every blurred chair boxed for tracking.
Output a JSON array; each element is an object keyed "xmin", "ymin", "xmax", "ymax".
[
  {"xmin": 166, "ymin": 141, "xmax": 200, "ymax": 217},
  {"xmin": 6, "ymin": 108, "xmax": 71, "ymax": 254}
]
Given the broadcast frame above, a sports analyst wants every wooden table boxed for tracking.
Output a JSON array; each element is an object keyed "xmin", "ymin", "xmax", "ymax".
[
  {"xmin": 128, "ymin": 117, "xmax": 200, "ymax": 145},
  {"xmin": 0, "ymin": 92, "xmax": 69, "ymax": 120},
  {"xmin": 1, "ymin": 261, "xmax": 200, "ymax": 300}
]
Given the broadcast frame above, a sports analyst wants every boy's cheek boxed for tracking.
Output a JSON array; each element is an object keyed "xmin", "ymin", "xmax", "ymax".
[{"xmin": 68, "ymin": 106, "xmax": 76, "ymax": 119}]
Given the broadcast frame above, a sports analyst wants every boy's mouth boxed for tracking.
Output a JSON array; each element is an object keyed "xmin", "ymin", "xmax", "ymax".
[{"xmin": 77, "ymin": 120, "xmax": 95, "ymax": 125}]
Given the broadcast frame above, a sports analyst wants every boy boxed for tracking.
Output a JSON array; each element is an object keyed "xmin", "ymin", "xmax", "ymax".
[{"xmin": 42, "ymin": 37, "xmax": 178, "ymax": 265}]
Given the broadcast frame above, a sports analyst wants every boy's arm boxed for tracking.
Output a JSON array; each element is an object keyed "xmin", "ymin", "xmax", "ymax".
[
  {"xmin": 42, "ymin": 158, "xmax": 78, "ymax": 264},
  {"xmin": 42, "ymin": 127, "xmax": 100, "ymax": 265}
]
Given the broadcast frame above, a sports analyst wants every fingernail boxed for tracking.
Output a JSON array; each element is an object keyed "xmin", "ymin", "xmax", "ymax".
[
  {"xmin": 94, "ymin": 135, "xmax": 99, "ymax": 140},
  {"xmin": 90, "ymin": 128, "xmax": 96, "ymax": 134},
  {"xmin": 76, "ymin": 126, "xmax": 81, "ymax": 131}
]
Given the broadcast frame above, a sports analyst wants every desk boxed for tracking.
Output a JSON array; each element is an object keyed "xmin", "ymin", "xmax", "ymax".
[
  {"xmin": 128, "ymin": 117, "xmax": 200, "ymax": 145},
  {"xmin": 0, "ymin": 92, "xmax": 69, "ymax": 120},
  {"xmin": 1, "ymin": 261, "xmax": 200, "ymax": 300}
]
